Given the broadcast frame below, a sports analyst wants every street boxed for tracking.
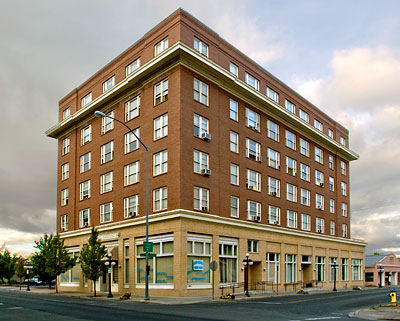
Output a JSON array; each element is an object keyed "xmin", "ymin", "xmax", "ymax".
[{"xmin": 0, "ymin": 287, "xmax": 395, "ymax": 320}]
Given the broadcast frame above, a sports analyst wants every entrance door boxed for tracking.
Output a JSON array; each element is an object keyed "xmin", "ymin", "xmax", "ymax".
[
  {"xmin": 302, "ymin": 264, "xmax": 313, "ymax": 287},
  {"xmin": 249, "ymin": 261, "xmax": 262, "ymax": 290},
  {"xmin": 111, "ymin": 264, "xmax": 119, "ymax": 292}
]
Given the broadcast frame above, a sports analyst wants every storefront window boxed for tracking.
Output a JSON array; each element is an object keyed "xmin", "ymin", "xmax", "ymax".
[
  {"xmin": 219, "ymin": 238, "xmax": 238, "ymax": 284},
  {"xmin": 187, "ymin": 235, "xmax": 212, "ymax": 286},
  {"xmin": 316, "ymin": 256, "xmax": 325, "ymax": 282},
  {"xmin": 266, "ymin": 253, "xmax": 280, "ymax": 284}
]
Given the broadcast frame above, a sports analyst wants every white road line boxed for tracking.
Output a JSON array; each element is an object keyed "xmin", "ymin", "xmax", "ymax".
[
  {"xmin": 257, "ymin": 302, "xmax": 282, "ymax": 304},
  {"xmin": 0, "ymin": 303, "xmax": 4, "ymax": 305},
  {"xmin": 8, "ymin": 307, "xmax": 23, "ymax": 310},
  {"xmin": 304, "ymin": 317, "xmax": 341, "ymax": 320}
]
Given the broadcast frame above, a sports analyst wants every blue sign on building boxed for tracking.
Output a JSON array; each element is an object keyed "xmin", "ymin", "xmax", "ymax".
[{"xmin": 193, "ymin": 260, "xmax": 204, "ymax": 271}]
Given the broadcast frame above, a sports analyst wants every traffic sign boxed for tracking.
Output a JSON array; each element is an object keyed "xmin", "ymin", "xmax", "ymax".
[
  {"xmin": 210, "ymin": 261, "xmax": 218, "ymax": 271},
  {"xmin": 140, "ymin": 253, "xmax": 156, "ymax": 258},
  {"xmin": 143, "ymin": 242, "xmax": 153, "ymax": 253}
]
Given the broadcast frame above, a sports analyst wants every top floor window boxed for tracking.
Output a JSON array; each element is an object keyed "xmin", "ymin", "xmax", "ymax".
[
  {"xmin": 81, "ymin": 92, "xmax": 92, "ymax": 107},
  {"xmin": 266, "ymin": 87, "xmax": 279, "ymax": 103},
  {"xmin": 340, "ymin": 136, "xmax": 346, "ymax": 146},
  {"xmin": 194, "ymin": 78, "xmax": 209, "ymax": 105},
  {"xmin": 299, "ymin": 109, "xmax": 309, "ymax": 122},
  {"xmin": 285, "ymin": 100, "xmax": 295, "ymax": 113},
  {"xmin": 62, "ymin": 108, "xmax": 70, "ymax": 120},
  {"xmin": 229, "ymin": 62, "xmax": 238, "ymax": 76},
  {"xmin": 103, "ymin": 76, "xmax": 115, "ymax": 93},
  {"xmin": 328, "ymin": 129, "xmax": 334, "ymax": 138},
  {"xmin": 245, "ymin": 73, "xmax": 259, "ymax": 90},
  {"xmin": 246, "ymin": 108, "xmax": 260, "ymax": 131},
  {"xmin": 314, "ymin": 119, "xmax": 323, "ymax": 131},
  {"xmin": 194, "ymin": 37, "xmax": 208, "ymax": 57},
  {"xmin": 154, "ymin": 79, "xmax": 168, "ymax": 105},
  {"xmin": 155, "ymin": 37, "xmax": 168, "ymax": 56},
  {"xmin": 126, "ymin": 58, "xmax": 140, "ymax": 76}
]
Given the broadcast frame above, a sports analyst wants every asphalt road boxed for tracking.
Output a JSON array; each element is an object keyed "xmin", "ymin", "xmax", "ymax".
[{"xmin": 0, "ymin": 287, "xmax": 396, "ymax": 321}]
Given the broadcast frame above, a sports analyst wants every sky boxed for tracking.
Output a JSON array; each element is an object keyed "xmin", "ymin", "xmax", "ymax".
[{"xmin": 0, "ymin": 0, "xmax": 399, "ymax": 257}]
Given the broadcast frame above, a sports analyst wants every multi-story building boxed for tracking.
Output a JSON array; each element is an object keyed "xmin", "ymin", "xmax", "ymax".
[{"xmin": 46, "ymin": 9, "xmax": 365, "ymax": 296}]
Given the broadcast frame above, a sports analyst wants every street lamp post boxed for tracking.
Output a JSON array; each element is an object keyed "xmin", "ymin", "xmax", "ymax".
[
  {"xmin": 242, "ymin": 253, "xmax": 253, "ymax": 297},
  {"xmin": 332, "ymin": 259, "xmax": 339, "ymax": 292},
  {"xmin": 26, "ymin": 259, "xmax": 31, "ymax": 292},
  {"xmin": 104, "ymin": 253, "xmax": 116, "ymax": 298},
  {"xmin": 94, "ymin": 111, "xmax": 150, "ymax": 300},
  {"xmin": 377, "ymin": 264, "xmax": 384, "ymax": 288}
]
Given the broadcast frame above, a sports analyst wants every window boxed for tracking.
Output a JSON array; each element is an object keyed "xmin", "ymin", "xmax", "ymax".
[
  {"xmin": 246, "ymin": 138, "xmax": 261, "ymax": 160},
  {"xmin": 245, "ymin": 108, "xmax": 260, "ymax": 131},
  {"xmin": 125, "ymin": 96, "xmax": 140, "ymax": 121},
  {"xmin": 268, "ymin": 206, "xmax": 280, "ymax": 225},
  {"xmin": 340, "ymin": 136, "xmax": 346, "ymax": 146},
  {"xmin": 101, "ymin": 110, "xmax": 114, "ymax": 134},
  {"xmin": 301, "ymin": 214, "xmax": 311, "ymax": 231},
  {"xmin": 81, "ymin": 93, "xmax": 92, "ymax": 107},
  {"xmin": 154, "ymin": 37, "xmax": 168, "ymax": 56},
  {"xmin": 124, "ymin": 128, "xmax": 140, "ymax": 153},
  {"xmin": 268, "ymin": 177, "xmax": 280, "ymax": 197},
  {"xmin": 229, "ymin": 62, "xmax": 238, "ymax": 76},
  {"xmin": 352, "ymin": 259, "xmax": 363, "ymax": 281},
  {"xmin": 329, "ymin": 177, "xmax": 334, "ymax": 191},
  {"xmin": 79, "ymin": 180, "xmax": 90, "ymax": 200},
  {"xmin": 61, "ymin": 163, "xmax": 69, "ymax": 181},
  {"xmin": 267, "ymin": 120, "xmax": 279, "ymax": 141},
  {"xmin": 230, "ymin": 163, "xmax": 239, "ymax": 185},
  {"xmin": 194, "ymin": 37, "xmax": 208, "ymax": 56},
  {"xmin": 80, "ymin": 152, "xmax": 91, "ymax": 173},
  {"xmin": 101, "ymin": 141, "xmax": 114, "ymax": 164},
  {"xmin": 341, "ymin": 182, "xmax": 347, "ymax": 196},
  {"xmin": 316, "ymin": 256, "xmax": 325, "ymax": 281},
  {"xmin": 315, "ymin": 146, "xmax": 323, "ymax": 164},
  {"xmin": 154, "ymin": 114, "xmax": 168, "ymax": 140},
  {"xmin": 300, "ymin": 189, "xmax": 310, "ymax": 206},
  {"xmin": 299, "ymin": 138, "xmax": 309, "ymax": 156},
  {"xmin": 154, "ymin": 79, "xmax": 168, "ymax": 105},
  {"xmin": 126, "ymin": 58, "xmax": 140, "ymax": 76},
  {"xmin": 230, "ymin": 196, "xmax": 239, "ymax": 217},
  {"xmin": 328, "ymin": 129, "xmax": 334, "ymax": 138},
  {"xmin": 248, "ymin": 240, "xmax": 259, "ymax": 253},
  {"xmin": 187, "ymin": 235, "xmax": 212, "ymax": 286},
  {"xmin": 229, "ymin": 99, "xmax": 238, "ymax": 121},
  {"xmin": 103, "ymin": 76, "xmax": 115, "ymax": 92},
  {"xmin": 342, "ymin": 203, "xmax": 348, "ymax": 217},
  {"xmin": 219, "ymin": 238, "xmax": 238, "ymax": 284},
  {"xmin": 286, "ymin": 184, "xmax": 297, "ymax": 202},
  {"xmin": 341, "ymin": 258, "xmax": 348, "ymax": 281},
  {"xmin": 100, "ymin": 171, "xmax": 113, "ymax": 193},
  {"xmin": 124, "ymin": 161, "xmax": 140, "ymax": 186},
  {"xmin": 299, "ymin": 109, "xmax": 309, "ymax": 122},
  {"xmin": 286, "ymin": 157, "xmax": 297, "ymax": 176},
  {"xmin": 247, "ymin": 201, "xmax": 261, "ymax": 220},
  {"xmin": 287, "ymin": 210, "xmax": 297, "ymax": 228},
  {"xmin": 194, "ymin": 78, "xmax": 208, "ymax": 105},
  {"xmin": 62, "ymin": 137, "xmax": 70, "ymax": 155},
  {"xmin": 193, "ymin": 150, "xmax": 209, "ymax": 173},
  {"xmin": 153, "ymin": 150, "xmax": 168, "ymax": 176},
  {"xmin": 300, "ymin": 163, "xmax": 310, "ymax": 181},
  {"xmin": 194, "ymin": 187, "xmax": 209, "ymax": 211},
  {"xmin": 329, "ymin": 199, "xmax": 335, "ymax": 213},
  {"xmin": 124, "ymin": 195, "xmax": 139, "ymax": 218},
  {"xmin": 341, "ymin": 161, "xmax": 347, "ymax": 175},
  {"xmin": 153, "ymin": 187, "xmax": 168, "ymax": 211},
  {"xmin": 330, "ymin": 221, "xmax": 335, "ymax": 236},
  {"xmin": 246, "ymin": 169, "xmax": 261, "ymax": 191},
  {"xmin": 81, "ymin": 125, "xmax": 92, "ymax": 145},
  {"xmin": 285, "ymin": 254, "xmax": 297, "ymax": 283},
  {"xmin": 315, "ymin": 170, "xmax": 324, "ymax": 186},
  {"xmin": 267, "ymin": 148, "xmax": 280, "ymax": 169},
  {"xmin": 266, "ymin": 87, "xmax": 279, "ymax": 103},
  {"xmin": 193, "ymin": 114, "xmax": 209, "ymax": 138},
  {"xmin": 266, "ymin": 253, "xmax": 280, "ymax": 284},
  {"xmin": 329, "ymin": 155, "xmax": 334, "ymax": 169},
  {"xmin": 63, "ymin": 108, "xmax": 70, "ymax": 120},
  {"xmin": 316, "ymin": 194, "xmax": 324, "ymax": 210},
  {"xmin": 316, "ymin": 218, "xmax": 325, "ymax": 233},
  {"xmin": 314, "ymin": 119, "xmax": 323, "ymax": 131},
  {"xmin": 100, "ymin": 202, "xmax": 113, "ymax": 223},
  {"xmin": 285, "ymin": 130, "xmax": 296, "ymax": 150},
  {"xmin": 342, "ymin": 223, "xmax": 348, "ymax": 237},
  {"xmin": 79, "ymin": 209, "xmax": 90, "ymax": 228},
  {"xmin": 124, "ymin": 241, "xmax": 129, "ymax": 287},
  {"xmin": 61, "ymin": 188, "xmax": 69, "ymax": 206},
  {"xmin": 245, "ymin": 73, "xmax": 259, "ymax": 90},
  {"xmin": 230, "ymin": 131, "xmax": 239, "ymax": 153},
  {"xmin": 285, "ymin": 100, "xmax": 295, "ymax": 113},
  {"xmin": 61, "ymin": 214, "xmax": 68, "ymax": 231}
]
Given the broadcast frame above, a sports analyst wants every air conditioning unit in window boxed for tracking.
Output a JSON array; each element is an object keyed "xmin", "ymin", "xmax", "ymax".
[
  {"xmin": 274, "ymin": 221, "xmax": 279, "ymax": 225},
  {"xmin": 83, "ymin": 195, "xmax": 89, "ymax": 199},
  {"xmin": 128, "ymin": 211, "xmax": 136, "ymax": 218},
  {"xmin": 319, "ymin": 183, "xmax": 324, "ymax": 187},
  {"xmin": 201, "ymin": 168, "xmax": 211, "ymax": 176},
  {"xmin": 201, "ymin": 132, "xmax": 211, "ymax": 141},
  {"xmin": 270, "ymin": 191, "xmax": 277, "ymax": 196},
  {"xmin": 249, "ymin": 153, "xmax": 256, "ymax": 160},
  {"xmin": 256, "ymin": 156, "xmax": 262, "ymax": 162},
  {"xmin": 201, "ymin": 206, "xmax": 209, "ymax": 212},
  {"xmin": 317, "ymin": 206, "xmax": 322, "ymax": 210},
  {"xmin": 251, "ymin": 216, "xmax": 260, "ymax": 222}
]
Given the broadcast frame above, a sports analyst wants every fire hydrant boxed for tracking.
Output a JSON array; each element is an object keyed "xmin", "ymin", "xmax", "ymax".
[{"xmin": 389, "ymin": 289, "xmax": 397, "ymax": 306}]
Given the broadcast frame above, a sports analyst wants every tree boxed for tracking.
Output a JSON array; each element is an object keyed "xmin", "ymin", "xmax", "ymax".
[
  {"xmin": 0, "ymin": 250, "xmax": 5, "ymax": 283},
  {"xmin": 31, "ymin": 234, "xmax": 55, "ymax": 287},
  {"xmin": 79, "ymin": 228, "xmax": 107, "ymax": 297},
  {"xmin": 15, "ymin": 256, "xmax": 26, "ymax": 290},
  {"xmin": 0, "ymin": 249, "xmax": 17, "ymax": 285}
]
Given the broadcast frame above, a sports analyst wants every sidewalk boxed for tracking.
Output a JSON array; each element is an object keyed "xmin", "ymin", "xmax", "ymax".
[{"xmin": 351, "ymin": 305, "xmax": 400, "ymax": 320}]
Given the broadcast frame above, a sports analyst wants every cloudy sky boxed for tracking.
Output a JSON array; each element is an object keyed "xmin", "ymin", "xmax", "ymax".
[{"xmin": 1, "ymin": 0, "xmax": 399, "ymax": 256}]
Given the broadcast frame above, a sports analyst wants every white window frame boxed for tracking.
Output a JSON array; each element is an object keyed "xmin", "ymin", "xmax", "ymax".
[
  {"xmin": 300, "ymin": 163, "xmax": 310, "ymax": 181},
  {"xmin": 79, "ymin": 180, "xmax": 91, "ymax": 200},
  {"xmin": 266, "ymin": 87, "xmax": 278, "ymax": 103},
  {"xmin": 352, "ymin": 259, "xmax": 363, "ymax": 281},
  {"xmin": 101, "ymin": 110, "xmax": 114, "ymax": 134},
  {"xmin": 342, "ymin": 224, "xmax": 348, "ymax": 237},
  {"xmin": 79, "ymin": 209, "xmax": 90, "ymax": 228},
  {"xmin": 329, "ymin": 155, "xmax": 334, "ymax": 169},
  {"xmin": 194, "ymin": 186, "xmax": 209, "ymax": 211},
  {"xmin": 61, "ymin": 188, "xmax": 69, "ymax": 206},
  {"xmin": 153, "ymin": 150, "xmax": 168, "ymax": 176},
  {"xmin": 285, "ymin": 130, "xmax": 296, "ymax": 150},
  {"xmin": 100, "ymin": 202, "xmax": 113, "ymax": 223},
  {"xmin": 124, "ymin": 195, "xmax": 139, "ymax": 218},
  {"xmin": 245, "ymin": 73, "xmax": 259, "ymax": 90},
  {"xmin": 286, "ymin": 184, "xmax": 297, "ymax": 203},
  {"xmin": 246, "ymin": 169, "xmax": 261, "ymax": 192},
  {"xmin": 268, "ymin": 206, "xmax": 280, "ymax": 225},
  {"xmin": 230, "ymin": 131, "xmax": 239, "ymax": 153},
  {"xmin": 154, "ymin": 113, "xmax": 168, "ymax": 140},
  {"xmin": 193, "ymin": 150, "xmax": 209, "ymax": 174},
  {"xmin": 330, "ymin": 222, "xmax": 335, "ymax": 236},
  {"xmin": 193, "ymin": 114, "xmax": 209, "ymax": 138},
  {"xmin": 229, "ymin": 99, "xmax": 238, "ymax": 121},
  {"xmin": 340, "ymin": 136, "xmax": 346, "ymax": 146},
  {"xmin": 100, "ymin": 171, "xmax": 113, "ymax": 193},
  {"xmin": 301, "ymin": 214, "xmax": 311, "ymax": 231},
  {"xmin": 330, "ymin": 199, "xmax": 335, "ymax": 214},
  {"xmin": 266, "ymin": 253, "xmax": 280, "ymax": 284},
  {"xmin": 246, "ymin": 138, "xmax": 261, "ymax": 160},
  {"xmin": 126, "ymin": 58, "xmax": 140, "ymax": 76},
  {"xmin": 193, "ymin": 78, "xmax": 209, "ymax": 105},
  {"xmin": 268, "ymin": 177, "xmax": 280, "ymax": 197},
  {"xmin": 61, "ymin": 163, "xmax": 69, "ymax": 181},
  {"xmin": 81, "ymin": 125, "xmax": 92, "ymax": 145},
  {"xmin": 154, "ymin": 79, "xmax": 168, "ymax": 105},
  {"xmin": 285, "ymin": 99, "xmax": 295, "ymax": 113},
  {"xmin": 230, "ymin": 196, "xmax": 239, "ymax": 218},
  {"xmin": 287, "ymin": 210, "xmax": 297, "ymax": 228},
  {"xmin": 315, "ymin": 170, "xmax": 324, "ymax": 186},
  {"xmin": 299, "ymin": 138, "xmax": 309, "ymax": 156},
  {"xmin": 125, "ymin": 95, "xmax": 140, "ymax": 121},
  {"xmin": 267, "ymin": 120, "xmax": 279, "ymax": 141},
  {"xmin": 153, "ymin": 187, "xmax": 168, "ymax": 212},
  {"xmin": 229, "ymin": 62, "xmax": 238, "ymax": 76},
  {"xmin": 62, "ymin": 107, "xmax": 70, "ymax": 120},
  {"xmin": 329, "ymin": 177, "xmax": 335, "ymax": 191},
  {"xmin": 124, "ymin": 161, "xmax": 140, "ymax": 186},
  {"xmin": 267, "ymin": 148, "xmax": 280, "ymax": 169},
  {"xmin": 154, "ymin": 37, "xmax": 168, "ymax": 56},
  {"xmin": 80, "ymin": 152, "xmax": 91, "ymax": 173},
  {"xmin": 341, "ymin": 161, "xmax": 347, "ymax": 175},
  {"xmin": 286, "ymin": 157, "xmax": 297, "ymax": 176},
  {"xmin": 299, "ymin": 109, "xmax": 309, "ymax": 122},
  {"xmin": 62, "ymin": 137, "xmax": 70, "ymax": 155},
  {"xmin": 194, "ymin": 37, "xmax": 209, "ymax": 56},
  {"xmin": 61, "ymin": 214, "xmax": 68, "ymax": 231},
  {"xmin": 328, "ymin": 129, "xmax": 334, "ymax": 138},
  {"xmin": 81, "ymin": 92, "xmax": 92, "ymax": 107},
  {"xmin": 315, "ymin": 146, "xmax": 324, "ymax": 164},
  {"xmin": 245, "ymin": 108, "xmax": 260, "ymax": 131},
  {"xmin": 285, "ymin": 254, "xmax": 297, "ymax": 283},
  {"xmin": 124, "ymin": 128, "xmax": 140, "ymax": 153},
  {"xmin": 100, "ymin": 141, "xmax": 114, "ymax": 164},
  {"xmin": 300, "ymin": 189, "xmax": 310, "ymax": 206},
  {"xmin": 341, "ymin": 182, "xmax": 347, "ymax": 196},
  {"xmin": 102, "ymin": 76, "xmax": 115, "ymax": 93},
  {"xmin": 342, "ymin": 203, "xmax": 348, "ymax": 217},
  {"xmin": 316, "ymin": 194, "xmax": 324, "ymax": 210},
  {"xmin": 247, "ymin": 200, "xmax": 261, "ymax": 220},
  {"xmin": 316, "ymin": 218, "xmax": 325, "ymax": 233},
  {"xmin": 230, "ymin": 163, "xmax": 239, "ymax": 185},
  {"xmin": 314, "ymin": 119, "xmax": 323, "ymax": 131}
]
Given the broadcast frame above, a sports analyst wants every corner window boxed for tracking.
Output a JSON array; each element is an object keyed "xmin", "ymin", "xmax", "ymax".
[
  {"xmin": 342, "ymin": 224, "xmax": 348, "ymax": 237},
  {"xmin": 194, "ymin": 37, "xmax": 208, "ymax": 57},
  {"xmin": 154, "ymin": 79, "xmax": 168, "ymax": 105},
  {"xmin": 154, "ymin": 37, "xmax": 168, "ymax": 56},
  {"xmin": 154, "ymin": 114, "xmax": 168, "ymax": 140},
  {"xmin": 187, "ymin": 235, "xmax": 212, "ymax": 286},
  {"xmin": 342, "ymin": 203, "xmax": 348, "ymax": 217},
  {"xmin": 341, "ymin": 161, "xmax": 347, "ymax": 175},
  {"xmin": 194, "ymin": 78, "xmax": 208, "ymax": 105},
  {"xmin": 341, "ymin": 182, "xmax": 347, "ymax": 196}
]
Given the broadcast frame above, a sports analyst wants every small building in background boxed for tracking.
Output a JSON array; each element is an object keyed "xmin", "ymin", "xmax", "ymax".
[{"xmin": 365, "ymin": 254, "xmax": 400, "ymax": 287}]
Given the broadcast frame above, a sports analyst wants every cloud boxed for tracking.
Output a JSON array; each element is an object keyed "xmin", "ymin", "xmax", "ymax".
[{"xmin": 294, "ymin": 46, "xmax": 400, "ymax": 255}]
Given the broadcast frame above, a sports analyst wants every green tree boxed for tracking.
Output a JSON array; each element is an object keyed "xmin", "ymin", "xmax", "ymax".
[
  {"xmin": 31, "ymin": 234, "xmax": 54, "ymax": 287},
  {"xmin": 79, "ymin": 228, "xmax": 107, "ymax": 297},
  {"xmin": 0, "ymin": 250, "xmax": 5, "ymax": 283},
  {"xmin": 15, "ymin": 256, "xmax": 26, "ymax": 290},
  {"xmin": 0, "ymin": 249, "xmax": 17, "ymax": 285}
]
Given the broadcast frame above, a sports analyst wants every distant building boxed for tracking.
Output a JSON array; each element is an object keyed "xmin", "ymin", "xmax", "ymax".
[
  {"xmin": 46, "ymin": 8, "xmax": 365, "ymax": 296},
  {"xmin": 365, "ymin": 254, "xmax": 400, "ymax": 286}
]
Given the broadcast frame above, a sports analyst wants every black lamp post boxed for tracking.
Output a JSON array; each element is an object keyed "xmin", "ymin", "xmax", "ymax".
[
  {"xmin": 104, "ymin": 253, "xmax": 116, "ymax": 298},
  {"xmin": 377, "ymin": 264, "xmax": 384, "ymax": 288},
  {"xmin": 25, "ymin": 259, "xmax": 32, "ymax": 292},
  {"xmin": 332, "ymin": 259, "xmax": 339, "ymax": 292},
  {"xmin": 242, "ymin": 253, "xmax": 253, "ymax": 297}
]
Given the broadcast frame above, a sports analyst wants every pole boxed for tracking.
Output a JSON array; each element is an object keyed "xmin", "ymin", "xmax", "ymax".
[
  {"xmin": 145, "ymin": 148, "xmax": 150, "ymax": 301},
  {"xmin": 333, "ymin": 264, "xmax": 337, "ymax": 291},
  {"xmin": 26, "ymin": 269, "xmax": 30, "ymax": 292},
  {"xmin": 212, "ymin": 269, "xmax": 214, "ymax": 300}
]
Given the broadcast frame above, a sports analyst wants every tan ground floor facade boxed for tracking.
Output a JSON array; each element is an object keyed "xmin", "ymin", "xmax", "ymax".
[{"xmin": 59, "ymin": 210, "xmax": 366, "ymax": 296}]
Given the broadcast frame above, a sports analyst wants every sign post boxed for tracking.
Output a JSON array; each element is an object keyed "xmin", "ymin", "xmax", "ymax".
[{"xmin": 210, "ymin": 261, "xmax": 218, "ymax": 300}]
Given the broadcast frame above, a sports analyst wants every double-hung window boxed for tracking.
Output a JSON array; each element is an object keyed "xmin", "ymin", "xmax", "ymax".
[
  {"xmin": 193, "ymin": 150, "xmax": 209, "ymax": 173},
  {"xmin": 328, "ymin": 129, "xmax": 334, "ymax": 138},
  {"xmin": 285, "ymin": 100, "xmax": 295, "ymax": 113},
  {"xmin": 300, "ymin": 189, "xmax": 310, "ymax": 206},
  {"xmin": 315, "ymin": 170, "xmax": 324, "ymax": 186},
  {"xmin": 301, "ymin": 214, "xmax": 311, "ymax": 231},
  {"xmin": 245, "ymin": 108, "xmax": 260, "ymax": 131},
  {"xmin": 330, "ymin": 222, "xmax": 335, "ymax": 236},
  {"xmin": 61, "ymin": 215, "xmax": 68, "ymax": 231},
  {"xmin": 300, "ymin": 163, "xmax": 310, "ymax": 181},
  {"xmin": 245, "ymin": 73, "xmax": 259, "ymax": 90},
  {"xmin": 79, "ymin": 180, "xmax": 90, "ymax": 200},
  {"xmin": 81, "ymin": 125, "xmax": 92, "ymax": 145},
  {"xmin": 267, "ymin": 120, "xmax": 279, "ymax": 141},
  {"xmin": 287, "ymin": 210, "xmax": 297, "ymax": 228},
  {"xmin": 194, "ymin": 37, "xmax": 208, "ymax": 56},
  {"xmin": 124, "ymin": 128, "xmax": 140, "ymax": 153},
  {"xmin": 101, "ymin": 141, "xmax": 114, "ymax": 164},
  {"xmin": 100, "ymin": 171, "xmax": 113, "ymax": 193},
  {"xmin": 246, "ymin": 138, "xmax": 261, "ymax": 160},
  {"xmin": 342, "ymin": 203, "xmax": 348, "ymax": 217},
  {"xmin": 315, "ymin": 146, "xmax": 323, "ymax": 164},
  {"xmin": 314, "ymin": 119, "xmax": 323, "ymax": 131},
  {"xmin": 341, "ymin": 161, "xmax": 347, "ymax": 175},
  {"xmin": 330, "ymin": 199, "xmax": 335, "ymax": 213},
  {"xmin": 80, "ymin": 152, "xmax": 91, "ymax": 173},
  {"xmin": 286, "ymin": 184, "xmax": 297, "ymax": 202},
  {"xmin": 268, "ymin": 206, "xmax": 280, "ymax": 224},
  {"xmin": 316, "ymin": 194, "xmax": 324, "ymax": 210},
  {"xmin": 194, "ymin": 78, "xmax": 208, "ymax": 105},
  {"xmin": 299, "ymin": 138, "xmax": 309, "ymax": 156},
  {"xmin": 247, "ymin": 201, "xmax": 261, "ymax": 220},
  {"xmin": 230, "ymin": 196, "xmax": 239, "ymax": 217},
  {"xmin": 299, "ymin": 109, "xmax": 309, "ymax": 122},
  {"xmin": 268, "ymin": 177, "xmax": 280, "ymax": 197},
  {"xmin": 154, "ymin": 37, "xmax": 168, "ymax": 56},
  {"xmin": 81, "ymin": 93, "xmax": 92, "ymax": 107},
  {"xmin": 79, "ymin": 209, "xmax": 90, "ymax": 228},
  {"xmin": 62, "ymin": 137, "xmax": 70, "ymax": 155},
  {"xmin": 340, "ymin": 136, "xmax": 346, "ymax": 146},
  {"xmin": 285, "ymin": 130, "xmax": 296, "ymax": 150},
  {"xmin": 61, "ymin": 163, "xmax": 69, "ymax": 181},
  {"xmin": 230, "ymin": 163, "xmax": 239, "ymax": 185},
  {"xmin": 230, "ymin": 99, "xmax": 238, "ymax": 121},
  {"xmin": 316, "ymin": 218, "xmax": 325, "ymax": 233},
  {"xmin": 153, "ymin": 150, "xmax": 168, "ymax": 176},
  {"xmin": 341, "ymin": 182, "xmax": 347, "ymax": 196},
  {"xmin": 153, "ymin": 187, "xmax": 168, "ymax": 211},
  {"xmin": 100, "ymin": 202, "xmax": 113, "ymax": 223},
  {"xmin": 125, "ymin": 96, "xmax": 140, "ymax": 121},
  {"xmin": 101, "ymin": 111, "xmax": 114, "ymax": 134},
  {"xmin": 266, "ymin": 87, "xmax": 278, "ymax": 103},
  {"xmin": 229, "ymin": 62, "xmax": 238, "ymax": 76},
  {"xmin": 329, "ymin": 155, "xmax": 334, "ymax": 169},
  {"xmin": 267, "ymin": 148, "xmax": 280, "ymax": 169},
  {"xmin": 329, "ymin": 177, "xmax": 335, "ymax": 191},
  {"xmin": 230, "ymin": 131, "xmax": 239, "ymax": 153},
  {"xmin": 154, "ymin": 114, "xmax": 168, "ymax": 140},
  {"xmin": 342, "ymin": 224, "xmax": 348, "ymax": 237},
  {"xmin": 126, "ymin": 58, "xmax": 140, "ymax": 76},
  {"xmin": 193, "ymin": 114, "xmax": 209, "ymax": 138},
  {"xmin": 286, "ymin": 157, "xmax": 297, "ymax": 176},
  {"xmin": 61, "ymin": 188, "xmax": 69, "ymax": 206},
  {"xmin": 124, "ymin": 195, "xmax": 139, "ymax": 218},
  {"xmin": 154, "ymin": 79, "xmax": 168, "ymax": 105},
  {"xmin": 124, "ymin": 161, "xmax": 140, "ymax": 186},
  {"xmin": 102, "ymin": 76, "xmax": 115, "ymax": 92},
  {"xmin": 62, "ymin": 108, "xmax": 70, "ymax": 120},
  {"xmin": 246, "ymin": 169, "xmax": 261, "ymax": 191},
  {"xmin": 194, "ymin": 186, "xmax": 209, "ymax": 211}
]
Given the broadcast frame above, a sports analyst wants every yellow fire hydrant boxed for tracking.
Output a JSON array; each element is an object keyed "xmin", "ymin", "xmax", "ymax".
[{"xmin": 389, "ymin": 289, "xmax": 397, "ymax": 306}]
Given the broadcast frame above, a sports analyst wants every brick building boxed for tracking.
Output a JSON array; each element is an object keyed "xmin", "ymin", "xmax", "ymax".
[{"xmin": 46, "ymin": 9, "xmax": 365, "ymax": 296}]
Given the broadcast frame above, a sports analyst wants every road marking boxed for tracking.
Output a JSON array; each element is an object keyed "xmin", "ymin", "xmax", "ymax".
[
  {"xmin": 284, "ymin": 291, "xmax": 372, "ymax": 304},
  {"xmin": 257, "ymin": 302, "xmax": 282, "ymax": 304},
  {"xmin": 8, "ymin": 307, "xmax": 23, "ymax": 310},
  {"xmin": 305, "ymin": 317, "xmax": 341, "ymax": 320},
  {"xmin": 0, "ymin": 303, "xmax": 4, "ymax": 305}
]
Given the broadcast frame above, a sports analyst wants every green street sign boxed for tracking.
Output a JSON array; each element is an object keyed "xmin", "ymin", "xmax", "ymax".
[
  {"xmin": 143, "ymin": 242, "xmax": 153, "ymax": 253},
  {"xmin": 140, "ymin": 253, "xmax": 156, "ymax": 258}
]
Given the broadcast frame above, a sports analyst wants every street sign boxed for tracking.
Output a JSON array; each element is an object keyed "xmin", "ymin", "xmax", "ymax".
[
  {"xmin": 140, "ymin": 253, "xmax": 156, "ymax": 258},
  {"xmin": 143, "ymin": 242, "xmax": 153, "ymax": 253},
  {"xmin": 210, "ymin": 261, "xmax": 218, "ymax": 271}
]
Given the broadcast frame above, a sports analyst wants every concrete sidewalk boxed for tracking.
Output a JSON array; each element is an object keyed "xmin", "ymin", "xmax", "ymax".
[{"xmin": 351, "ymin": 305, "xmax": 400, "ymax": 320}]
